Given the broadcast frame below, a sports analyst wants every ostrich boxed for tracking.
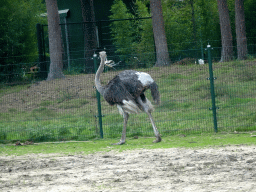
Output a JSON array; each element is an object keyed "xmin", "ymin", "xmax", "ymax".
[{"xmin": 95, "ymin": 51, "xmax": 161, "ymax": 145}]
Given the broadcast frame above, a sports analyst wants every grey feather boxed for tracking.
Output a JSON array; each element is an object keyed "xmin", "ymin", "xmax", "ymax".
[
  {"xmin": 103, "ymin": 76, "xmax": 135, "ymax": 106},
  {"xmin": 104, "ymin": 69, "xmax": 160, "ymax": 107}
]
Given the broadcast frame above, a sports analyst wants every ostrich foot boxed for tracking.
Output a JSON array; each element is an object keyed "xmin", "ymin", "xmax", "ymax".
[
  {"xmin": 153, "ymin": 136, "xmax": 161, "ymax": 143},
  {"xmin": 111, "ymin": 141, "xmax": 125, "ymax": 145}
]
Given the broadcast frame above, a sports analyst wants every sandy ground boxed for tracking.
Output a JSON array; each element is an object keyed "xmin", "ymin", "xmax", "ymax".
[{"xmin": 1, "ymin": 145, "xmax": 256, "ymax": 192}]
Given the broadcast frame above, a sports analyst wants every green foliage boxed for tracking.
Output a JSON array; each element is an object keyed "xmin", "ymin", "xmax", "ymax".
[
  {"xmin": 0, "ymin": 131, "xmax": 7, "ymax": 140},
  {"xmin": 163, "ymin": 0, "xmax": 220, "ymax": 60},
  {"xmin": 133, "ymin": 0, "xmax": 155, "ymax": 67},
  {"xmin": 109, "ymin": 0, "xmax": 155, "ymax": 67},
  {"xmin": 244, "ymin": 0, "xmax": 256, "ymax": 45},
  {"xmin": 109, "ymin": 0, "xmax": 134, "ymax": 56},
  {"xmin": 0, "ymin": 0, "xmax": 46, "ymax": 82},
  {"xmin": 163, "ymin": 1, "xmax": 193, "ymax": 51},
  {"xmin": 194, "ymin": 0, "xmax": 220, "ymax": 46},
  {"xmin": 109, "ymin": 0, "xmax": 221, "ymax": 64}
]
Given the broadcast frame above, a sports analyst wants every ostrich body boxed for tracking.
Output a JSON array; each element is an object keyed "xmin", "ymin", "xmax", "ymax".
[{"xmin": 95, "ymin": 51, "xmax": 161, "ymax": 145}]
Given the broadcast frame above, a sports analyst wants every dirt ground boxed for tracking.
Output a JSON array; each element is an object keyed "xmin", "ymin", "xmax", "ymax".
[{"xmin": 1, "ymin": 145, "xmax": 256, "ymax": 192}]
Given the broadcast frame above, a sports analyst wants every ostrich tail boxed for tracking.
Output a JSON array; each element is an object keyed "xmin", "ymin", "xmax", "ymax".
[{"xmin": 149, "ymin": 82, "xmax": 160, "ymax": 105}]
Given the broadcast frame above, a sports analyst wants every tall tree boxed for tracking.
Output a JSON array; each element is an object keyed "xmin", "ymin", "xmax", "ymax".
[
  {"xmin": 45, "ymin": 0, "xmax": 64, "ymax": 80},
  {"xmin": 80, "ymin": 0, "xmax": 97, "ymax": 71},
  {"xmin": 235, "ymin": 0, "xmax": 247, "ymax": 60},
  {"xmin": 150, "ymin": 0, "xmax": 171, "ymax": 66},
  {"xmin": 217, "ymin": 0, "xmax": 234, "ymax": 62}
]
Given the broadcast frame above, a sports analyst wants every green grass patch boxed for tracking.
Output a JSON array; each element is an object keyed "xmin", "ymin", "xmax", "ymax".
[
  {"xmin": 39, "ymin": 100, "xmax": 52, "ymax": 107},
  {"xmin": 58, "ymin": 99, "xmax": 89, "ymax": 109},
  {"xmin": 0, "ymin": 133, "xmax": 255, "ymax": 156},
  {"xmin": 0, "ymin": 84, "xmax": 31, "ymax": 97}
]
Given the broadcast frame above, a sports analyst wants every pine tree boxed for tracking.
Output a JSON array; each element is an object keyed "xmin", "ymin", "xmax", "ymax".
[
  {"xmin": 217, "ymin": 0, "xmax": 234, "ymax": 62},
  {"xmin": 45, "ymin": 0, "xmax": 64, "ymax": 80},
  {"xmin": 235, "ymin": 0, "xmax": 247, "ymax": 60}
]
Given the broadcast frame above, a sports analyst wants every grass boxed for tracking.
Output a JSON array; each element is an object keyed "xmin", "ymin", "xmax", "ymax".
[
  {"xmin": 0, "ymin": 133, "xmax": 255, "ymax": 156},
  {"xmin": 0, "ymin": 59, "xmax": 256, "ymax": 143}
]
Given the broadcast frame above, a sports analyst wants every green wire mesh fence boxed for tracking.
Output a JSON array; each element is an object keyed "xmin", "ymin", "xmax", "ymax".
[
  {"xmin": 1, "ymin": 18, "xmax": 256, "ymax": 143},
  {"xmin": 1, "ymin": 44, "xmax": 256, "ymax": 143}
]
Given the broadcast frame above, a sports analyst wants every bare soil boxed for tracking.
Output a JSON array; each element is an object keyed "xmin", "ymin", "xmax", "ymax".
[
  {"xmin": 0, "ymin": 74, "xmax": 96, "ymax": 113},
  {"xmin": 1, "ymin": 145, "xmax": 256, "ymax": 192}
]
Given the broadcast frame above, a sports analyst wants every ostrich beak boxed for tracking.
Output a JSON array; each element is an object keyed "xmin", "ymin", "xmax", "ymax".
[{"xmin": 105, "ymin": 60, "xmax": 117, "ymax": 67}]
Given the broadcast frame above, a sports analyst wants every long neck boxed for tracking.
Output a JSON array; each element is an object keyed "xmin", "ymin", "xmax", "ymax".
[{"xmin": 95, "ymin": 57, "xmax": 106, "ymax": 95}]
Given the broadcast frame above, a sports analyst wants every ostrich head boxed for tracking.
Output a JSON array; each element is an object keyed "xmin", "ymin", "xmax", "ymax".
[
  {"xmin": 99, "ymin": 51, "xmax": 107, "ymax": 61},
  {"xmin": 99, "ymin": 51, "xmax": 116, "ymax": 68}
]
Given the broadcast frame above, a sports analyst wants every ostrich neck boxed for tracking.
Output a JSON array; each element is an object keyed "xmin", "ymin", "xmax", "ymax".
[{"xmin": 95, "ymin": 61, "xmax": 106, "ymax": 95}]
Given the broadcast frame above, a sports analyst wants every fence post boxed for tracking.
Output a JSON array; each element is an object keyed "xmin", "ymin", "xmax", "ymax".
[
  {"xmin": 93, "ymin": 53, "xmax": 104, "ymax": 138},
  {"xmin": 64, "ymin": 18, "xmax": 71, "ymax": 72},
  {"xmin": 207, "ymin": 44, "xmax": 218, "ymax": 133},
  {"xmin": 96, "ymin": 20, "xmax": 103, "ymax": 49}
]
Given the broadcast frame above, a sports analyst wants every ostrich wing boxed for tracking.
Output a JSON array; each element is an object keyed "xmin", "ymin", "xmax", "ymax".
[{"xmin": 103, "ymin": 76, "xmax": 135, "ymax": 106}]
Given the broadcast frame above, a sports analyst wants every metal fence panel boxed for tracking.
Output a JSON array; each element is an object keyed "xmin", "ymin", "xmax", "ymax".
[{"xmin": 0, "ymin": 19, "xmax": 256, "ymax": 143}]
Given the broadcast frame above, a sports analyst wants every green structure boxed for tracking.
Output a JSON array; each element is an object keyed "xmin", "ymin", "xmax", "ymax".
[
  {"xmin": 37, "ymin": 0, "xmax": 144, "ymax": 75},
  {"xmin": 54, "ymin": 0, "xmax": 115, "ymax": 73}
]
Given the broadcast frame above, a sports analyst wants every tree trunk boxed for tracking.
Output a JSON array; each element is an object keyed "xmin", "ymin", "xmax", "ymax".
[
  {"xmin": 235, "ymin": 0, "xmax": 247, "ymax": 60},
  {"xmin": 80, "ymin": 0, "xmax": 97, "ymax": 72},
  {"xmin": 150, "ymin": 0, "xmax": 171, "ymax": 66},
  {"xmin": 45, "ymin": 0, "xmax": 64, "ymax": 80},
  {"xmin": 217, "ymin": 0, "xmax": 234, "ymax": 62}
]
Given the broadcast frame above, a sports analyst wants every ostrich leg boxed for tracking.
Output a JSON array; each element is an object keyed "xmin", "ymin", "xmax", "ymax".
[
  {"xmin": 146, "ymin": 112, "xmax": 161, "ymax": 143},
  {"xmin": 112, "ymin": 112, "xmax": 129, "ymax": 145},
  {"xmin": 137, "ymin": 97, "xmax": 161, "ymax": 143}
]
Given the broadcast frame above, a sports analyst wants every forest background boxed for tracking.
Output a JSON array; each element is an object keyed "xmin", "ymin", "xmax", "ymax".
[{"xmin": 0, "ymin": 0, "xmax": 256, "ymax": 81}]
